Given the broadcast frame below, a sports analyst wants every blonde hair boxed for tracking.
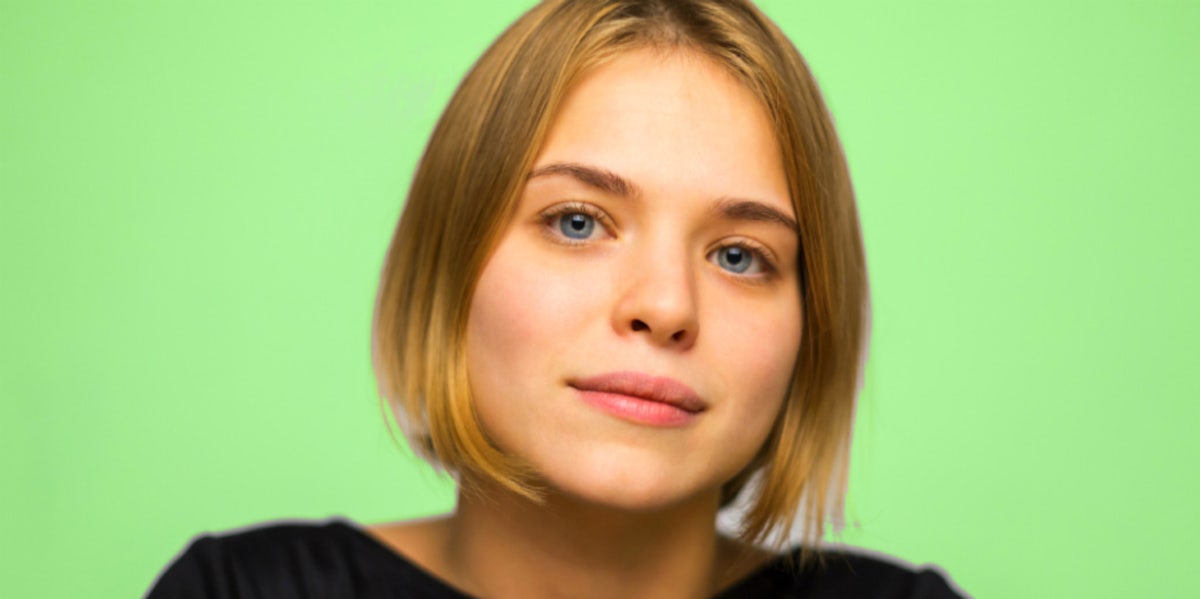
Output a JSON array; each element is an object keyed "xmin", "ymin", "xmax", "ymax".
[{"xmin": 372, "ymin": 0, "xmax": 868, "ymax": 555}]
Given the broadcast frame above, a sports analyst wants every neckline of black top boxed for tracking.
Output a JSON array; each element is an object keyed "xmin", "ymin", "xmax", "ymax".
[{"xmin": 331, "ymin": 518, "xmax": 813, "ymax": 598}]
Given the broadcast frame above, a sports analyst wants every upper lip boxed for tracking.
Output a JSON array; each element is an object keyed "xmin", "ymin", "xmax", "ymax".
[{"xmin": 569, "ymin": 371, "xmax": 707, "ymax": 413}]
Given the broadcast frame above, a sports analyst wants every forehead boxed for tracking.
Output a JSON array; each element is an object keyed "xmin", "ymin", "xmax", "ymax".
[{"xmin": 534, "ymin": 47, "xmax": 791, "ymax": 216}]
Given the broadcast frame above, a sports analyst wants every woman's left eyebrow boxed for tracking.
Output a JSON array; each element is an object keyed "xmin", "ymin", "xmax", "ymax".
[{"xmin": 710, "ymin": 198, "xmax": 799, "ymax": 235}]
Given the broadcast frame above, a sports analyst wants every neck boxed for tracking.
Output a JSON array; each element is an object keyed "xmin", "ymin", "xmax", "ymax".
[{"xmin": 442, "ymin": 480, "xmax": 739, "ymax": 599}]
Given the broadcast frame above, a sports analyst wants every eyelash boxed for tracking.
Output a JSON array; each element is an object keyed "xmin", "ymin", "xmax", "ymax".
[
  {"xmin": 535, "ymin": 202, "xmax": 780, "ymax": 279},
  {"xmin": 537, "ymin": 202, "xmax": 615, "ymax": 246},
  {"xmin": 711, "ymin": 239, "xmax": 779, "ymax": 279}
]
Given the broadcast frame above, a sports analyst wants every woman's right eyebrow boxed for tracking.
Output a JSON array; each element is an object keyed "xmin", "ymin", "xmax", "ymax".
[{"xmin": 527, "ymin": 162, "xmax": 640, "ymax": 199}]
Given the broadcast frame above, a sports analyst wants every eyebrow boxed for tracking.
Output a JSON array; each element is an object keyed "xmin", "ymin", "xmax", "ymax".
[
  {"xmin": 710, "ymin": 197, "xmax": 799, "ymax": 234},
  {"xmin": 527, "ymin": 161, "xmax": 798, "ymax": 234},
  {"xmin": 528, "ymin": 162, "xmax": 639, "ymax": 199}
]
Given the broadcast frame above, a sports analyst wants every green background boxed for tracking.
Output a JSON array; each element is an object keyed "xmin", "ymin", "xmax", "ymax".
[{"xmin": 3, "ymin": 1, "xmax": 1197, "ymax": 597}]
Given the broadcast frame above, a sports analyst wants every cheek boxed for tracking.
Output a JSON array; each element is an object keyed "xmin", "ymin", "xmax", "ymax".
[
  {"xmin": 757, "ymin": 300, "xmax": 803, "ymax": 401},
  {"xmin": 704, "ymin": 292, "xmax": 803, "ymax": 440},
  {"xmin": 467, "ymin": 244, "xmax": 598, "ymax": 370},
  {"xmin": 466, "ymin": 253, "xmax": 543, "ymax": 395},
  {"xmin": 465, "ymin": 237, "xmax": 632, "ymax": 471},
  {"xmin": 467, "ymin": 263, "xmax": 537, "ymax": 366},
  {"xmin": 464, "ymin": 240, "xmax": 611, "ymax": 431},
  {"xmin": 710, "ymin": 290, "xmax": 801, "ymax": 379},
  {"xmin": 465, "ymin": 251, "xmax": 541, "ymax": 452},
  {"xmin": 756, "ymin": 310, "xmax": 802, "ymax": 387}
]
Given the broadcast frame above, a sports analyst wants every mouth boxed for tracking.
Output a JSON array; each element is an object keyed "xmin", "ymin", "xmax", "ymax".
[{"xmin": 569, "ymin": 371, "xmax": 706, "ymax": 426}]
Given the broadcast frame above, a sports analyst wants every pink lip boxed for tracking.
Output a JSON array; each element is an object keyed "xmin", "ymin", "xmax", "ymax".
[{"xmin": 569, "ymin": 371, "xmax": 706, "ymax": 427}]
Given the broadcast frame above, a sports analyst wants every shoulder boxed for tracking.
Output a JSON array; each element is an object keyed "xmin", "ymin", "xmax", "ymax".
[
  {"xmin": 719, "ymin": 546, "xmax": 967, "ymax": 599},
  {"xmin": 145, "ymin": 519, "xmax": 441, "ymax": 599}
]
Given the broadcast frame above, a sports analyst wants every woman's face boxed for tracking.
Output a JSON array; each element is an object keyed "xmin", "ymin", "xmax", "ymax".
[{"xmin": 466, "ymin": 48, "xmax": 802, "ymax": 511}]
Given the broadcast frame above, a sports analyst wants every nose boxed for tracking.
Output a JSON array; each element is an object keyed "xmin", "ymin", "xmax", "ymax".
[{"xmin": 611, "ymin": 243, "xmax": 699, "ymax": 349}]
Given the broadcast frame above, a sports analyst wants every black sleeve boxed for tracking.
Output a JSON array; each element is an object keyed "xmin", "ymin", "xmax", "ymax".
[
  {"xmin": 143, "ymin": 524, "xmax": 381, "ymax": 599},
  {"xmin": 143, "ymin": 532, "xmax": 334, "ymax": 599},
  {"xmin": 909, "ymin": 567, "xmax": 968, "ymax": 599},
  {"xmin": 144, "ymin": 537, "xmax": 229, "ymax": 599},
  {"xmin": 811, "ymin": 556, "xmax": 967, "ymax": 599},
  {"xmin": 720, "ymin": 550, "xmax": 969, "ymax": 599}
]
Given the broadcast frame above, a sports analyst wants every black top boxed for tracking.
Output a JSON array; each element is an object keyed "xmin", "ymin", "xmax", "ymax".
[{"xmin": 146, "ymin": 520, "xmax": 964, "ymax": 598}]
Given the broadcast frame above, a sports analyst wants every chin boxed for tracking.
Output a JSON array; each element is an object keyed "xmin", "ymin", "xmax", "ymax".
[
  {"xmin": 552, "ymin": 476, "xmax": 715, "ymax": 514},
  {"xmin": 532, "ymin": 447, "xmax": 730, "ymax": 514}
]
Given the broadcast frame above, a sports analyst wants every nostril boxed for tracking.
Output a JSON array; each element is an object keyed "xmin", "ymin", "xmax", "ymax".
[
  {"xmin": 632, "ymin": 319, "xmax": 650, "ymax": 332},
  {"xmin": 671, "ymin": 330, "xmax": 686, "ymax": 342}
]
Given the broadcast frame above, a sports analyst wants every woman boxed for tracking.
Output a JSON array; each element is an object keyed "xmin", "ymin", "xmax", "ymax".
[{"xmin": 149, "ymin": 0, "xmax": 963, "ymax": 596}]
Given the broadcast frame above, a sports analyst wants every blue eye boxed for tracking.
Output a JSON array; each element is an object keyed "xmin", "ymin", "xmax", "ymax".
[
  {"xmin": 558, "ymin": 212, "xmax": 596, "ymax": 239},
  {"xmin": 714, "ymin": 246, "xmax": 756, "ymax": 274}
]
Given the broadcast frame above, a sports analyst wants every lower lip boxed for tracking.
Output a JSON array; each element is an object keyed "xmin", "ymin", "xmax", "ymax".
[{"xmin": 575, "ymin": 389, "xmax": 699, "ymax": 427}]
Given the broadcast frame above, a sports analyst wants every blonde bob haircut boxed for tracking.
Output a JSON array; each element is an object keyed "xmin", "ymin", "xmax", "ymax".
[{"xmin": 373, "ymin": 0, "xmax": 868, "ymax": 552}]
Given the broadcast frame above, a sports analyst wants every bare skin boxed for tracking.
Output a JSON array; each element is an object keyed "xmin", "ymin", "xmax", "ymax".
[
  {"xmin": 366, "ymin": 483, "xmax": 779, "ymax": 598},
  {"xmin": 364, "ymin": 47, "xmax": 795, "ymax": 599}
]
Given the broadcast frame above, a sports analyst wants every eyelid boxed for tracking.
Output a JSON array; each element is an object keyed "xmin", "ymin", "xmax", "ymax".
[
  {"xmin": 536, "ymin": 201, "xmax": 617, "ymax": 243},
  {"xmin": 709, "ymin": 238, "xmax": 780, "ymax": 279}
]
